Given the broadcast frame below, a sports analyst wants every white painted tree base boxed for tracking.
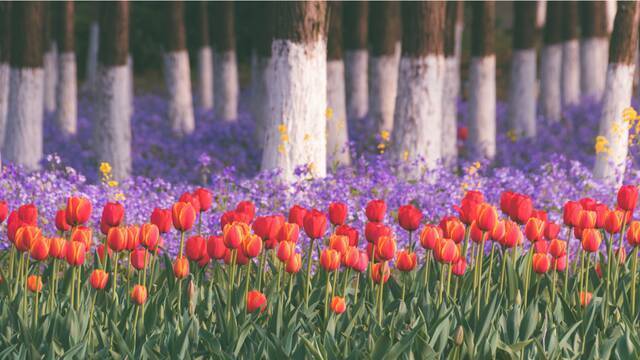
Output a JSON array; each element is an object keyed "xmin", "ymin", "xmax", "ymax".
[
  {"xmin": 537, "ymin": 0, "xmax": 547, "ymax": 28},
  {"xmin": 508, "ymin": 49, "xmax": 537, "ymax": 138},
  {"xmin": 442, "ymin": 56, "xmax": 460, "ymax": 167},
  {"xmin": 85, "ymin": 22, "xmax": 99, "ymax": 92},
  {"xmin": 126, "ymin": 54, "xmax": 134, "ymax": 121},
  {"xmin": 561, "ymin": 39, "xmax": 581, "ymax": 106},
  {"xmin": 369, "ymin": 52, "xmax": 400, "ymax": 134},
  {"xmin": 593, "ymin": 63, "xmax": 635, "ymax": 185},
  {"xmin": 163, "ymin": 51, "xmax": 195, "ymax": 136},
  {"xmin": 44, "ymin": 44, "xmax": 58, "ymax": 113},
  {"xmin": 262, "ymin": 39, "xmax": 327, "ymax": 181},
  {"xmin": 540, "ymin": 44, "xmax": 562, "ymax": 122},
  {"xmin": 581, "ymin": 38, "xmax": 608, "ymax": 99},
  {"xmin": 250, "ymin": 54, "xmax": 271, "ymax": 148},
  {"xmin": 393, "ymin": 55, "xmax": 444, "ymax": 178},
  {"xmin": 198, "ymin": 46, "xmax": 214, "ymax": 110},
  {"xmin": 3, "ymin": 68, "xmax": 44, "ymax": 171},
  {"xmin": 94, "ymin": 65, "xmax": 131, "ymax": 180},
  {"xmin": 214, "ymin": 50, "xmax": 239, "ymax": 121},
  {"xmin": 606, "ymin": 0, "xmax": 617, "ymax": 34},
  {"xmin": 0, "ymin": 63, "xmax": 9, "ymax": 148},
  {"xmin": 326, "ymin": 60, "xmax": 350, "ymax": 166},
  {"xmin": 468, "ymin": 56, "xmax": 496, "ymax": 160},
  {"xmin": 345, "ymin": 49, "xmax": 368, "ymax": 119},
  {"xmin": 56, "ymin": 52, "xmax": 77, "ymax": 136}
]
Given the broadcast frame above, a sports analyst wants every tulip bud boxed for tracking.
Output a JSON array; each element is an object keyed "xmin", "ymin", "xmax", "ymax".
[
  {"xmin": 150, "ymin": 208, "xmax": 172, "ymax": 234},
  {"xmin": 288, "ymin": 205, "xmax": 307, "ymax": 227},
  {"xmin": 524, "ymin": 217, "xmax": 544, "ymax": 242},
  {"xmin": 365, "ymin": 222, "xmax": 391, "ymax": 244},
  {"xmin": 617, "ymin": 185, "xmax": 638, "ymax": 212},
  {"xmin": 130, "ymin": 248, "xmax": 149, "ymax": 270},
  {"xmin": 509, "ymin": 194, "xmax": 533, "ymax": 224},
  {"xmin": 398, "ymin": 204, "xmax": 423, "ymax": 232},
  {"xmin": 579, "ymin": 291, "xmax": 592, "ymax": 307},
  {"xmin": 376, "ymin": 235, "xmax": 397, "ymax": 261},
  {"xmin": 172, "ymin": 202, "xmax": 196, "ymax": 232},
  {"xmin": 454, "ymin": 326, "xmax": 464, "ymax": 346},
  {"xmin": 562, "ymin": 201, "xmax": 583, "ymax": 227},
  {"xmin": 27, "ymin": 275, "xmax": 43, "ymax": 293},
  {"xmin": 396, "ymin": 250, "xmax": 417, "ymax": 272},
  {"xmin": 532, "ymin": 253, "xmax": 551, "ymax": 274},
  {"xmin": 101, "ymin": 202, "xmax": 124, "ymax": 228},
  {"xmin": 593, "ymin": 203, "xmax": 609, "ymax": 229},
  {"xmin": 604, "ymin": 210, "xmax": 624, "ymax": 234},
  {"xmin": 543, "ymin": 221, "xmax": 560, "ymax": 240},
  {"xmin": 131, "ymin": 285, "xmax": 148, "ymax": 305},
  {"xmin": 89, "ymin": 269, "xmax": 109, "ymax": 290},
  {"xmin": 371, "ymin": 262, "xmax": 391, "ymax": 284},
  {"xmin": 627, "ymin": 221, "xmax": 640, "ymax": 247},
  {"xmin": 242, "ymin": 234, "xmax": 263, "ymax": 258},
  {"xmin": 303, "ymin": 209, "xmax": 328, "ymax": 239},
  {"xmin": 420, "ymin": 224, "xmax": 442, "ymax": 250},
  {"xmin": 65, "ymin": 196, "xmax": 92, "ymax": 226},
  {"xmin": 30, "ymin": 237, "xmax": 50, "ymax": 261},
  {"xmin": 491, "ymin": 220, "xmax": 506, "ymax": 243},
  {"xmin": 328, "ymin": 202, "xmax": 348, "ymax": 226},
  {"xmin": 365, "ymin": 199, "xmax": 386, "ymax": 222},
  {"xmin": 277, "ymin": 241, "xmax": 295, "ymax": 263},
  {"xmin": 320, "ymin": 248, "xmax": 341, "ymax": 272},
  {"xmin": 186, "ymin": 235, "xmax": 207, "ymax": 261},
  {"xmin": 49, "ymin": 237, "xmax": 66, "ymax": 259},
  {"xmin": 436, "ymin": 238, "xmax": 460, "ymax": 264},
  {"xmin": 193, "ymin": 188, "xmax": 213, "ymax": 212},
  {"xmin": 470, "ymin": 221, "xmax": 485, "ymax": 244},
  {"xmin": 499, "ymin": 191, "xmax": 515, "ymax": 215},
  {"xmin": 456, "ymin": 198, "xmax": 479, "ymax": 226},
  {"xmin": 17, "ymin": 204, "xmax": 38, "ymax": 226},
  {"xmin": 107, "ymin": 227, "xmax": 128, "ymax": 252},
  {"xmin": 476, "ymin": 203, "xmax": 498, "ymax": 232},
  {"xmin": 173, "ymin": 256, "xmax": 190, "ymax": 279},
  {"xmin": 235, "ymin": 201, "xmax": 256, "ymax": 223},
  {"xmin": 330, "ymin": 296, "xmax": 346, "ymax": 314},
  {"xmin": 139, "ymin": 223, "xmax": 160, "ymax": 251},
  {"xmin": 66, "ymin": 241, "xmax": 86, "ymax": 266},
  {"xmin": 207, "ymin": 235, "xmax": 226, "ymax": 260},
  {"xmin": 285, "ymin": 252, "xmax": 302, "ymax": 273},
  {"xmin": 549, "ymin": 239, "xmax": 567, "ymax": 258},
  {"xmin": 278, "ymin": 222, "xmax": 300, "ymax": 243},
  {"xmin": 223, "ymin": 222, "xmax": 249, "ymax": 249},
  {"xmin": 55, "ymin": 209, "xmax": 70, "ymax": 232},
  {"xmin": 246, "ymin": 290, "xmax": 267, "ymax": 313},
  {"xmin": 452, "ymin": 258, "xmax": 467, "ymax": 276},
  {"xmin": 501, "ymin": 220, "xmax": 522, "ymax": 248},
  {"xmin": 581, "ymin": 228, "xmax": 602, "ymax": 252}
]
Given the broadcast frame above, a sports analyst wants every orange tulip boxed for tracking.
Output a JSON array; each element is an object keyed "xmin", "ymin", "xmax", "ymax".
[
  {"xmin": 330, "ymin": 296, "xmax": 346, "ymax": 314},
  {"xmin": 247, "ymin": 290, "xmax": 267, "ymax": 313},
  {"xmin": 107, "ymin": 227, "xmax": 128, "ymax": 252},
  {"xmin": 30, "ymin": 236, "xmax": 50, "ymax": 261},
  {"xmin": 172, "ymin": 202, "xmax": 196, "ymax": 232},
  {"xmin": 579, "ymin": 291, "xmax": 592, "ymax": 307},
  {"xmin": 436, "ymin": 238, "xmax": 460, "ymax": 264},
  {"xmin": 186, "ymin": 235, "xmax": 207, "ymax": 261},
  {"xmin": 71, "ymin": 226, "xmax": 92, "ymax": 249},
  {"xmin": 65, "ymin": 241, "xmax": 86, "ymax": 266},
  {"xmin": 49, "ymin": 237, "xmax": 66, "ymax": 259},
  {"xmin": 396, "ymin": 250, "xmax": 417, "ymax": 272},
  {"xmin": 173, "ymin": 256, "xmax": 190, "ymax": 279},
  {"xmin": 27, "ymin": 275, "xmax": 43, "ymax": 293},
  {"xmin": 320, "ymin": 249, "xmax": 341, "ymax": 272},
  {"xmin": 329, "ymin": 234, "xmax": 349, "ymax": 255},
  {"xmin": 15, "ymin": 225, "xmax": 41, "ymax": 252},
  {"xmin": 242, "ymin": 234, "xmax": 263, "ymax": 258},
  {"xmin": 65, "ymin": 196, "xmax": 92, "ymax": 226},
  {"xmin": 277, "ymin": 241, "xmax": 295, "ymax": 262},
  {"xmin": 371, "ymin": 262, "xmax": 390, "ymax": 284},
  {"xmin": 131, "ymin": 284, "xmax": 148, "ymax": 305},
  {"xmin": 277, "ymin": 222, "xmax": 300, "ymax": 243},
  {"xmin": 549, "ymin": 239, "xmax": 567, "ymax": 258},
  {"xmin": 628, "ymin": 221, "xmax": 640, "ymax": 246},
  {"xmin": 89, "ymin": 269, "xmax": 109, "ymax": 290},
  {"xmin": 139, "ymin": 223, "xmax": 160, "ymax": 251},
  {"xmin": 581, "ymin": 228, "xmax": 602, "ymax": 252},
  {"xmin": 524, "ymin": 217, "xmax": 545, "ymax": 242},
  {"xmin": 375, "ymin": 235, "xmax": 396, "ymax": 261},
  {"xmin": 223, "ymin": 222, "xmax": 249, "ymax": 249},
  {"xmin": 476, "ymin": 203, "xmax": 498, "ymax": 232},
  {"xmin": 419, "ymin": 224, "xmax": 442, "ymax": 250},
  {"xmin": 285, "ymin": 252, "xmax": 302, "ymax": 273},
  {"xmin": 532, "ymin": 253, "xmax": 551, "ymax": 274}
]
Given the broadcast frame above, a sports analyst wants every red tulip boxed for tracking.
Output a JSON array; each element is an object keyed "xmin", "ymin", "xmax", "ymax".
[
  {"xmin": 96, "ymin": 244, "xmax": 112, "ymax": 263},
  {"xmin": 593, "ymin": 203, "xmax": 609, "ymax": 229},
  {"xmin": 579, "ymin": 198, "xmax": 597, "ymax": 211},
  {"xmin": 107, "ymin": 227, "xmax": 128, "ymax": 252},
  {"xmin": 278, "ymin": 222, "xmax": 300, "ymax": 243},
  {"xmin": 396, "ymin": 250, "xmax": 417, "ymax": 272},
  {"xmin": 49, "ymin": 237, "xmax": 66, "ymax": 259},
  {"xmin": 223, "ymin": 222, "xmax": 249, "ymax": 249},
  {"xmin": 376, "ymin": 235, "xmax": 396, "ymax": 261},
  {"xmin": 193, "ymin": 188, "xmax": 213, "ymax": 212},
  {"xmin": 30, "ymin": 237, "xmax": 49, "ymax": 261},
  {"xmin": 288, "ymin": 205, "xmax": 307, "ymax": 227},
  {"xmin": 365, "ymin": 199, "xmax": 386, "ymax": 222},
  {"xmin": 27, "ymin": 275, "xmax": 43, "ymax": 293},
  {"xmin": 331, "ymin": 296, "xmax": 346, "ymax": 314},
  {"xmin": 463, "ymin": 190, "xmax": 484, "ymax": 204},
  {"xmin": 509, "ymin": 194, "xmax": 533, "ymax": 224},
  {"xmin": 491, "ymin": 219, "xmax": 506, "ymax": 243},
  {"xmin": 335, "ymin": 224, "xmax": 358, "ymax": 246},
  {"xmin": 179, "ymin": 192, "xmax": 201, "ymax": 213},
  {"xmin": 197, "ymin": 252, "xmax": 211, "ymax": 268},
  {"xmin": 139, "ymin": 223, "xmax": 160, "ymax": 251},
  {"xmin": 579, "ymin": 291, "xmax": 592, "ymax": 307},
  {"xmin": 17, "ymin": 204, "xmax": 38, "ymax": 226},
  {"xmin": 398, "ymin": 204, "xmax": 423, "ymax": 232},
  {"xmin": 130, "ymin": 248, "xmax": 149, "ymax": 270},
  {"xmin": 581, "ymin": 228, "xmax": 602, "ymax": 252},
  {"xmin": 452, "ymin": 258, "xmax": 467, "ymax": 276},
  {"xmin": 207, "ymin": 235, "xmax": 226, "ymax": 260},
  {"xmin": 533, "ymin": 240, "xmax": 549, "ymax": 254},
  {"xmin": 531, "ymin": 209, "xmax": 548, "ymax": 222},
  {"xmin": 420, "ymin": 224, "xmax": 443, "ymax": 250},
  {"xmin": 246, "ymin": 290, "xmax": 267, "ymax": 313},
  {"xmin": 524, "ymin": 217, "xmax": 545, "ymax": 242},
  {"xmin": 235, "ymin": 201, "xmax": 256, "ymax": 222},
  {"xmin": 627, "ymin": 221, "xmax": 640, "ymax": 246},
  {"xmin": 89, "ymin": 269, "xmax": 109, "ymax": 290},
  {"xmin": 277, "ymin": 241, "xmax": 295, "ymax": 262},
  {"xmin": 549, "ymin": 239, "xmax": 567, "ymax": 258},
  {"xmin": 285, "ymin": 253, "xmax": 302, "ymax": 273},
  {"xmin": 470, "ymin": 221, "xmax": 486, "ymax": 244},
  {"xmin": 554, "ymin": 255, "xmax": 567, "ymax": 272},
  {"xmin": 55, "ymin": 209, "xmax": 70, "ymax": 232},
  {"xmin": 131, "ymin": 285, "xmax": 148, "ymax": 305},
  {"xmin": 617, "ymin": 185, "xmax": 638, "ymax": 212},
  {"xmin": 186, "ymin": 235, "xmax": 207, "ymax": 261},
  {"xmin": 65, "ymin": 197, "xmax": 92, "ymax": 226},
  {"xmin": 544, "ymin": 221, "xmax": 560, "ymax": 240},
  {"xmin": 15, "ymin": 225, "xmax": 41, "ymax": 252},
  {"xmin": 342, "ymin": 246, "xmax": 360, "ymax": 268},
  {"xmin": 456, "ymin": 198, "xmax": 479, "ymax": 225},
  {"xmin": 578, "ymin": 210, "xmax": 597, "ymax": 229},
  {"xmin": 355, "ymin": 251, "xmax": 369, "ymax": 273},
  {"xmin": 252, "ymin": 215, "xmax": 285, "ymax": 244},
  {"xmin": 172, "ymin": 202, "xmax": 196, "ymax": 232},
  {"xmin": 371, "ymin": 262, "xmax": 391, "ymax": 284},
  {"xmin": 303, "ymin": 209, "xmax": 327, "ymax": 239},
  {"xmin": 101, "ymin": 202, "xmax": 124, "ymax": 228},
  {"xmin": 66, "ymin": 241, "xmax": 86, "ymax": 266},
  {"xmin": 220, "ymin": 210, "xmax": 249, "ymax": 229},
  {"xmin": 436, "ymin": 238, "xmax": 460, "ymax": 263},
  {"xmin": 500, "ymin": 220, "xmax": 522, "ymax": 248},
  {"xmin": 328, "ymin": 202, "xmax": 348, "ymax": 226},
  {"xmin": 499, "ymin": 191, "xmax": 515, "ymax": 215},
  {"xmin": 562, "ymin": 201, "xmax": 583, "ymax": 227},
  {"xmin": 329, "ymin": 234, "xmax": 349, "ymax": 255},
  {"xmin": 365, "ymin": 222, "xmax": 391, "ymax": 243},
  {"xmin": 71, "ymin": 226, "xmax": 92, "ymax": 250},
  {"xmin": 7, "ymin": 212, "xmax": 23, "ymax": 243},
  {"xmin": 173, "ymin": 256, "xmax": 190, "ymax": 278},
  {"xmin": 532, "ymin": 253, "xmax": 551, "ymax": 274},
  {"xmin": 0, "ymin": 200, "xmax": 7, "ymax": 224},
  {"xmin": 439, "ymin": 217, "xmax": 465, "ymax": 243},
  {"xmin": 605, "ymin": 210, "xmax": 624, "ymax": 234},
  {"xmin": 150, "ymin": 208, "xmax": 172, "ymax": 234},
  {"xmin": 320, "ymin": 249, "xmax": 341, "ymax": 272},
  {"xmin": 242, "ymin": 234, "xmax": 263, "ymax": 258}
]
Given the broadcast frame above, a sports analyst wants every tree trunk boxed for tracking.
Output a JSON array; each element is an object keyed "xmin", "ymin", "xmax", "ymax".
[
  {"xmin": 508, "ymin": 1, "xmax": 537, "ymax": 138},
  {"xmin": 441, "ymin": 1, "xmax": 463, "ymax": 167},
  {"xmin": 594, "ymin": 1, "xmax": 639, "ymax": 185},
  {"xmin": 3, "ymin": 3, "xmax": 44, "ymax": 171},
  {"xmin": 368, "ymin": 0, "xmax": 400, "ymax": 135},
  {"xmin": 250, "ymin": 1, "xmax": 272, "ymax": 149},
  {"xmin": 540, "ymin": 1, "xmax": 562, "ymax": 122},
  {"xmin": 94, "ymin": 1, "xmax": 131, "ymax": 180},
  {"xmin": 212, "ymin": 1, "xmax": 238, "ymax": 121},
  {"xmin": 581, "ymin": 1, "xmax": 609, "ymax": 99},
  {"xmin": 607, "ymin": 0, "xmax": 618, "ymax": 34},
  {"xmin": 42, "ymin": 3, "xmax": 56, "ymax": 114},
  {"xmin": 344, "ymin": 2, "xmax": 368, "ymax": 120},
  {"xmin": 0, "ymin": 2, "xmax": 10, "ymax": 150},
  {"xmin": 536, "ymin": 0, "xmax": 547, "ymax": 29},
  {"xmin": 85, "ymin": 19, "xmax": 99, "ymax": 92},
  {"xmin": 468, "ymin": 1, "xmax": 496, "ymax": 160},
  {"xmin": 326, "ymin": 1, "xmax": 350, "ymax": 167},
  {"xmin": 163, "ymin": 1, "xmax": 194, "ymax": 136},
  {"xmin": 54, "ymin": 1, "xmax": 76, "ymax": 136},
  {"xmin": 392, "ymin": 1, "xmax": 445, "ymax": 178},
  {"xmin": 261, "ymin": 1, "xmax": 327, "ymax": 181},
  {"xmin": 561, "ymin": 1, "xmax": 580, "ymax": 107},
  {"xmin": 196, "ymin": 1, "xmax": 213, "ymax": 110}
]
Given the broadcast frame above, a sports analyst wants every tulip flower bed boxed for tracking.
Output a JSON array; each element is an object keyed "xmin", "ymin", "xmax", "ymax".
[{"xmin": 4, "ymin": 93, "xmax": 640, "ymax": 357}]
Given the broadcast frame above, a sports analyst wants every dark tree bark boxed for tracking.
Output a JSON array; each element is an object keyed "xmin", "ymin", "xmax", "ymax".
[
  {"xmin": 0, "ymin": 2, "xmax": 10, "ymax": 63},
  {"xmin": 196, "ymin": 1, "xmax": 209, "ymax": 47},
  {"xmin": 442, "ymin": 0, "xmax": 463, "ymax": 166},
  {"xmin": 471, "ymin": 1, "xmax": 495, "ymax": 57},
  {"xmin": 271, "ymin": 1, "xmax": 326, "ymax": 43},
  {"xmin": 513, "ymin": 1, "xmax": 537, "ymax": 49},
  {"xmin": 543, "ymin": 1, "xmax": 563, "ymax": 45},
  {"xmin": 98, "ymin": 2, "xmax": 129, "ymax": 66},
  {"xmin": 581, "ymin": 1, "xmax": 608, "ymax": 39},
  {"xmin": 561, "ymin": 1, "xmax": 580, "ymax": 107},
  {"xmin": 250, "ymin": 1, "xmax": 272, "ymax": 57},
  {"xmin": 211, "ymin": 1, "xmax": 236, "ymax": 52},
  {"xmin": 369, "ymin": 1, "xmax": 400, "ymax": 57},
  {"xmin": 401, "ymin": 1, "xmax": 444, "ymax": 57},
  {"xmin": 609, "ymin": 1, "xmax": 639, "ymax": 65},
  {"xmin": 562, "ymin": 1, "xmax": 578, "ymax": 42},
  {"xmin": 11, "ymin": 2, "xmax": 43, "ymax": 68},
  {"xmin": 344, "ymin": 1, "xmax": 367, "ymax": 50},
  {"xmin": 444, "ymin": 1, "xmax": 462, "ymax": 57},
  {"xmin": 164, "ymin": 1, "xmax": 186, "ymax": 51},
  {"xmin": 327, "ymin": 1, "xmax": 343, "ymax": 60},
  {"xmin": 55, "ymin": 1, "xmax": 74, "ymax": 52}
]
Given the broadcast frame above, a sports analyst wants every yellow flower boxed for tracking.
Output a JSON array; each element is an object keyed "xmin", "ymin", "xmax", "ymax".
[
  {"xmin": 280, "ymin": 133, "xmax": 289, "ymax": 143},
  {"xmin": 380, "ymin": 130, "xmax": 390, "ymax": 142},
  {"xmin": 506, "ymin": 130, "xmax": 517, "ymax": 142},
  {"xmin": 377, "ymin": 143, "xmax": 386, "ymax": 151},
  {"xmin": 277, "ymin": 144, "xmax": 285, "ymax": 154},
  {"xmin": 108, "ymin": 180, "xmax": 119, "ymax": 188},
  {"xmin": 115, "ymin": 192, "xmax": 126, "ymax": 201},
  {"xmin": 99, "ymin": 162, "xmax": 112, "ymax": 175},
  {"xmin": 278, "ymin": 123, "xmax": 287, "ymax": 135},
  {"xmin": 403, "ymin": 151, "xmax": 409, "ymax": 162},
  {"xmin": 326, "ymin": 107, "xmax": 334, "ymax": 120},
  {"xmin": 594, "ymin": 136, "xmax": 610, "ymax": 155},
  {"xmin": 304, "ymin": 134, "xmax": 311, "ymax": 141}
]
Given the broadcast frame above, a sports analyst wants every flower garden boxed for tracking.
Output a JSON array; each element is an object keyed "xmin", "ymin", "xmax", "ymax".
[{"xmin": 1, "ymin": 92, "xmax": 640, "ymax": 358}]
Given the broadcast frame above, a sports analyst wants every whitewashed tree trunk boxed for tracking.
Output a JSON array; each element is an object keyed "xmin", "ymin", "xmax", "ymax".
[
  {"xmin": 85, "ymin": 21, "xmax": 99, "ymax": 91},
  {"xmin": 581, "ymin": 38, "xmax": 608, "ymax": 99},
  {"xmin": 3, "ymin": 68, "xmax": 44, "ymax": 170},
  {"xmin": 345, "ymin": 49, "xmax": 367, "ymax": 119},
  {"xmin": 537, "ymin": 0, "xmax": 547, "ymax": 28},
  {"xmin": 468, "ymin": 55, "xmax": 496, "ymax": 159},
  {"xmin": 94, "ymin": 65, "xmax": 131, "ymax": 180},
  {"xmin": 327, "ymin": 60, "xmax": 350, "ymax": 166},
  {"xmin": 540, "ymin": 44, "xmax": 562, "ymax": 121},
  {"xmin": 126, "ymin": 54, "xmax": 133, "ymax": 119},
  {"xmin": 442, "ymin": 55, "xmax": 459, "ymax": 166},
  {"xmin": 250, "ymin": 53, "xmax": 271, "ymax": 148},
  {"xmin": 198, "ymin": 46, "xmax": 213, "ymax": 110},
  {"xmin": 369, "ymin": 44, "xmax": 400, "ymax": 134},
  {"xmin": 0, "ymin": 64, "xmax": 9, "ymax": 148},
  {"xmin": 393, "ymin": 56, "xmax": 444, "ymax": 177},
  {"xmin": 606, "ymin": 0, "xmax": 617, "ymax": 34},
  {"xmin": 508, "ymin": 49, "xmax": 536, "ymax": 137},
  {"xmin": 214, "ymin": 50, "xmax": 238, "ymax": 121},
  {"xmin": 43, "ymin": 43, "xmax": 57, "ymax": 113},
  {"xmin": 261, "ymin": 40, "xmax": 326, "ymax": 181},
  {"xmin": 562, "ymin": 39, "xmax": 581, "ymax": 106},
  {"xmin": 55, "ymin": 52, "xmax": 77, "ymax": 135},
  {"xmin": 163, "ymin": 50, "xmax": 195, "ymax": 136}
]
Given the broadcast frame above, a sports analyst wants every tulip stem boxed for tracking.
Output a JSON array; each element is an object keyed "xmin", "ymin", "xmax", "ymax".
[
  {"xmin": 485, "ymin": 241, "xmax": 496, "ymax": 304},
  {"xmin": 523, "ymin": 247, "xmax": 533, "ymax": 307},
  {"xmin": 551, "ymin": 269, "xmax": 557, "ymax": 307},
  {"xmin": 499, "ymin": 248, "xmax": 508, "ymax": 294},
  {"xmin": 87, "ymin": 291, "xmax": 97, "ymax": 346},
  {"xmin": 257, "ymin": 249, "xmax": 267, "ymax": 290},
  {"xmin": 342, "ymin": 268, "xmax": 351, "ymax": 297},
  {"xmin": 401, "ymin": 273, "xmax": 406, "ymax": 304},
  {"xmin": 438, "ymin": 264, "xmax": 445, "ymax": 307},
  {"xmin": 227, "ymin": 249, "xmax": 237, "ymax": 322},
  {"xmin": 461, "ymin": 226, "xmax": 471, "ymax": 261},
  {"xmin": 244, "ymin": 261, "xmax": 251, "ymax": 308},
  {"xmin": 76, "ymin": 266, "xmax": 82, "ymax": 310},
  {"xmin": 33, "ymin": 283, "xmax": 39, "ymax": 328},
  {"xmin": 112, "ymin": 254, "xmax": 119, "ymax": 305},
  {"xmin": 408, "ymin": 231, "xmax": 414, "ymax": 252},
  {"xmin": 563, "ymin": 226, "xmax": 572, "ymax": 298},
  {"xmin": 354, "ymin": 273, "xmax": 360, "ymax": 303},
  {"xmin": 446, "ymin": 264, "xmax": 452, "ymax": 302},
  {"xmin": 288, "ymin": 273, "xmax": 294, "ymax": 300},
  {"xmin": 276, "ymin": 260, "xmax": 282, "ymax": 294},
  {"xmin": 324, "ymin": 271, "xmax": 331, "ymax": 321},
  {"xmin": 584, "ymin": 254, "xmax": 591, "ymax": 298},
  {"xmin": 377, "ymin": 271, "xmax": 385, "ymax": 326},
  {"xmin": 70, "ymin": 266, "xmax": 76, "ymax": 310},
  {"xmin": 8, "ymin": 247, "xmax": 14, "ymax": 280},
  {"xmin": 613, "ymin": 217, "xmax": 628, "ymax": 298},
  {"xmin": 476, "ymin": 232, "xmax": 486, "ymax": 316},
  {"xmin": 631, "ymin": 247, "xmax": 638, "ymax": 317},
  {"xmin": 578, "ymin": 250, "xmax": 586, "ymax": 302},
  {"xmin": 604, "ymin": 231, "xmax": 614, "ymax": 327},
  {"xmin": 304, "ymin": 238, "xmax": 316, "ymax": 308},
  {"xmin": 423, "ymin": 251, "xmax": 431, "ymax": 293}
]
